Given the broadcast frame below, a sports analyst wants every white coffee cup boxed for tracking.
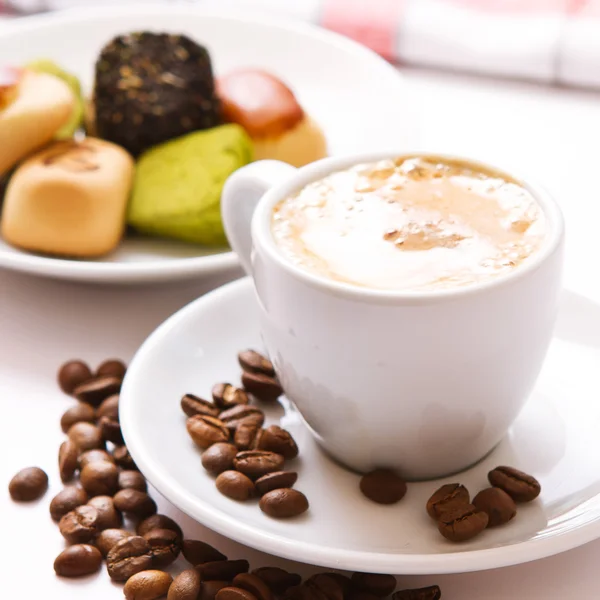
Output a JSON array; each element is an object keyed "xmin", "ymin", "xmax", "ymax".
[{"xmin": 222, "ymin": 153, "xmax": 564, "ymax": 480}]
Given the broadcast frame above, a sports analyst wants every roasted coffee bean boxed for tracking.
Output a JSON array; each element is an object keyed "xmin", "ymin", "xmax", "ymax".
[
  {"xmin": 106, "ymin": 536, "xmax": 153, "ymax": 582},
  {"xmin": 143, "ymin": 528, "xmax": 182, "ymax": 568},
  {"xmin": 87, "ymin": 495, "xmax": 122, "ymax": 530},
  {"xmin": 305, "ymin": 574, "xmax": 344, "ymax": 600},
  {"xmin": 233, "ymin": 451, "xmax": 285, "ymax": 480},
  {"xmin": 96, "ymin": 359, "xmax": 127, "ymax": 380},
  {"xmin": 219, "ymin": 405, "xmax": 265, "ymax": 432},
  {"xmin": 255, "ymin": 471, "xmax": 298, "ymax": 496},
  {"xmin": 168, "ymin": 569, "xmax": 202, "ymax": 600},
  {"xmin": 252, "ymin": 567, "xmax": 301, "ymax": 595},
  {"xmin": 67, "ymin": 422, "xmax": 104, "ymax": 451},
  {"xmin": 213, "ymin": 383, "xmax": 250, "ymax": 410},
  {"xmin": 96, "ymin": 528, "xmax": 135, "ymax": 557},
  {"xmin": 488, "ymin": 466, "xmax": 541, "ymax": 503},
  {"xmin": 59, "ymin": 505, "xmax": 98, "ymax": 543},
  {"xmin": 113, "ymin": 489, "xmax": 157, "ymax": 519},
  {"xmin": 202, "ymin": 442, "xmax": 238, "ymax": 475},
  {"xmin": 241, "ymin": 372, "xmax": 282, "ymax": 403},
  {"xmin": 259, "ymin": 489, "xmax": 309, "ymax": 519},
  {"xmin": 238, "ymin": 350, "xmax": 275, "ymax": 377},
  {"xmin": 58, "ymin": 360, "xmax": 93, "ymax": 394},
  {"xmin": 113, "ymin": 445, "xmax": 138, "ymax": 470},
  {"xmin": 255, "ymin": 426, "xmax": 298, "ymax": 460},
  {"xmin": 216, "ymin": 471, "xmax": 255, "ymax": 501},
  {"xmin": 59, "ymin": 440, "xmax": 80, "ymax": 482},
  {"xmin": 73, "ymin": 376, "xmax": 122, "ymax": 407},
  {"xmin": 320, "ymin": 574, "xmax": 352, "ymax": 597},
  {"xmin": 80, "ymin": 461, "xmax": 119, "ymax": 497},
  {"xmin": 182, "ymin": 539, "xmax": 227, "ymax": 565},
  {"xmin": 181, "ymin": 394, "xmax": 220, "ymax": 418},
  {"xmin": 359, "ymin": 469, "xmax": 407, "ymax": 505},
  {"xmin": 473, "ymin": 487, "xmax": 517, "ymax": 527},
  {"xmin": 60, "ymin": 402, "xmax": 96, "ymax": 433},
  {"xmin": 54, "ymin": 544, "xmax": 102, "ymax": 577},
  {"xmin": 426, "ymin": 483, "xmax": 470, "ymax": 519},
  {"xmin": 216, "ymin": 588, "xmax": 257, "ymax": 600},
  {"xmin": 50, "ymin": 486, "xmax": 88, "ymax": 521},
  {"xmin": 198, "ymin": 559, "xmax": 250, "ymax": 581},
  {"xmin": 98, "ymin": 416, "xmax": 124, "ymax": 445},
  {"xmin": 437, "ymin": 503, "xmax": 488, "ymax": 542},
  {"xmin": 124, "ymin": 570, "xmax": 173, "ymax": 600},
  {"xmin": 234, "ymin": 573, "xmax": 274, "ymax": 600},
  {"xmin": 351, "ymin": 573, "xmax": 396, "ymax": 597},
  {"xmin": 348, "ymin": 592, "xmax": 378, "ymax": 600},
  {"xmin": 234, "ymin": 423, "xmax": 261, "ymax": 451},
  {"xmin": 187, "ymin": 415, "xmax": 230, "ymax": 449},
  {"xmin": 96, "ymin": 394, "xmax": 120, "ymax": 421},
  {"xmin": 9, "ymin": 466, "xmax": 48, "ymax": 501},
  {"xmin": 392, "ymin": 586, "xmax": 441, "ymax": 600},
  {"xmin": 201, "ymin": 581, "xmax": 231, "ymax": 600},
  {"xmin": 79, "ymin": 449, "xmax": 115, "ymax": 469},
  {"xmin": 137, "ymin": 514, "xmax": 183, "ymax": 540},
  {"xmin": 119, "ymin": 470, "xmax": 148, "ymax": 492}
]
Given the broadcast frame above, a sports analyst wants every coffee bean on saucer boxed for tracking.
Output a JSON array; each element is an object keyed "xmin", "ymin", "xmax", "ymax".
[
  {"xmin": 124, "ymin": 570, "xmax": 173, "ymax": 600},
  {"xmin": 96, "ymin": 359, "xmax": 127, "ymax": 380},
  {"xmin": 113, "ymin": 489, "xmax": 157, "ymax": 519},
  {"xmin": 234, "ymin": 423, "xmax": 261, "ymax": 451},
  {"xmin": 119, "ymin": 470, "xmax": 148, "ymax": 492},
  {"xmin": 50, "ymin": 486, "xmax": 88, "ymax": 521},
  {"xmin": 79, "ymin": 449, "xmax": 115, "ymax": 469},
  {"xmin": 488, "ymin": 466, "xmax": 541, "ymax": 502},
  {"xmin": 59, "ymin": 440, "xmax": 80, "ymax": 482},
  {"xmin": 437, "ymin": 504, "xmax": 488, "ymax": 542},
  {"xmin": 187, "ymin": 415, "xmax": 230, "ymax": 449},
  {"xmin": 216, "ymin": 587, "xmax": 257, "ymax": 600},
  {"xmin": 351, "ymin": 573, "xmax": 396, "ymax": 597},
  {"xmin": 80, "ymin": 461, "xmax": 119, "ymax": 497},
  {"xmin": 73, "ymin": 376, "xmax": 122, "ymax": 407},
  {"xmin": 241, "ymin": 372, "xmax": 282, "ymax": 403},
  {"xmin": 255, "ymin": 471, "xmax": 298, "ymax": 496},
  {"xmin": 198, "ymin": 559, "xmax": 250, "ymax": 581},
  {"xmin": 233, "ymin": 573, "xmax": 274, "ymax": 600},
  {"xmin": 137, "ymin": 514, "xmax": 183, "ymax": 540},
  {"xmin": 252, "ymin": 567, "xmax": 301, "ymax": 595},
  {"xmin": 202, "ymin": 443, "xmax": 238, "ymax": 475},
  {"xmin": 426, "ymin": 483, "xmax": 470, "ymax": 519},
  {"xmin": 181, "ymin": 394, "xmax": 220, "ymax": 418},
  {"xmin": 392, "ymin": 586, "xmax": 441, "ymax": 600},
  {"xmin": 87, "ymin": 495, "xmax": 123, "ymax": 530},
  {"xmin": 219, "ymin": 405, "xmax": 265, "ymax": 432},
  {"xmin": 234, "ymin": 451, "xmax": 285, "ymax": 480},
  {"xmin": 54, "ymin": 544, "xmax": 102, "ymax": 577},
  {"xmin": 259, "ymin": 489, "xmax": 309, "ymax": 519},
  {"xmin": 143, "ymin": 528, "xmax": 181, "ymax": 568},
  {"xmin": 59, "ymin": 505, "xmax": 98, "ymax": 543},
  {"xmin": 255, "ymin": 426, "xmax": 298, "ymax": 459},
  {"xmin": 182, "ymin": 539, "xmax": 227, "ymax": 565},
  {"xmin": 212, "ymin": 383, "xmax": 250, "ymax": 410},
  {"xmin": 472, "ymin": 487, "xmax": 517, "ymax": 527},
  {"xmin": 96, "ymin": 528, "xmax": 135, "ymax": 557},
  {"xmin": 8, "ymin": 466, "xmax": 48, "ymax": 501},
  {"xmin": 60, "ymin": 402, "xmax": 96, "ymax": 433},
  {"xmin": 67, "ymin": 422, "xmax": 104, "ymax": 451},
  {"xmin": 238, "ymin": 350, "xmax": 275, "ymax": 377},
  {"xmin": 305, "ymin": 574, "xmax": 344, "ymax": 600},
  {"xmin": 58, "ymin": 360, "xmax": 93, "ymax": 394},
  {"xmin": 320, "ymin": 574, "xmax": 352, "ymax": 597},
  {"xmin": 96, "ymin": 394, "xmax": 120, "ymax": 421},
  {"xmin": 359, "ymin": 469, "xmax": 407, "ymax": 505},
  {"xmin": 216, "ymin": 471, "xmax": 255, "ymax": 501},
  {"xmin": 113, "ymin": 445, "xmax": 138, "ymax": 470},
  {"xmin": 168, "ymin": 569, "xmax": 202, "ymax": 600},
  {"xmin": 201, "ymin": 581, "xmax": 232, "ymax": 600},
  {"xmin": 106, "ymin": 536, "xmax": 153, "ymax": 581}
]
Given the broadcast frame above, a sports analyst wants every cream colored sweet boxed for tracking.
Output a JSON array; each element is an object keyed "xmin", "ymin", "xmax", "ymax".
[{"xmin": 1, "ymin": 138, "xmax": 134, "ymax": 257}]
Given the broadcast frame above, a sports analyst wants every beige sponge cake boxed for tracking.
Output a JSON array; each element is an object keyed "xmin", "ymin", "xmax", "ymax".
[{"xmin": 1, "ymin": 138, "xmax": 134, "ymax": 258}]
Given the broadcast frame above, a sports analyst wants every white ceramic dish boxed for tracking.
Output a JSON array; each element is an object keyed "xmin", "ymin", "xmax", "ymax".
[
  {"xmin": 0, "ymin": 4, "xmax": 417, "ymax": 284},
  {"xmin": 121, "ymin": 277, "xmax": 600, "ymax": 574}
]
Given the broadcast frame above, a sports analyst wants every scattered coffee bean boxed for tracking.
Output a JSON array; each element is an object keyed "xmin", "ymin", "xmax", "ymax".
[
  {"xmin": 50, "ymin": 486, "xmax": 88, "ymax": 521},
  {"xmin": 216, "ymin": 587, "xmax": 258, "ymax": 600},
  {"xmin": 168, "ymin": 569, "xmax": 202, "ymax": 600},
  {"xmin": 233, "ymin": 572, "xmax": 274, "ymax": 600},
  {"xmin": 187, "ymin": 415, "xmax": 230, "ymax": 449},
  {"xmin": 198, "ymin": 559, "xmax": 250, "ymax": 581},
  {"xmin": 124, "ymin": 570, "xmax": 173, "ymax": 600},
  {"xmin": 73, "ymin": 376, "xmax": 122, "ymax": 407},
  {"xmin": 238, "ymin": 350, "xmax": 275, "ymax": 377},
  {"xmin": 259, "ymin": 489, "xmax": 309, "ymax": 519},
  {"xmin": 219, "ymin": 405, "xmax": 265, "ymax": 432},
  {"xmin": 472, "ymin": 487, "xmax": 517, "ymax": 527},
  {"xmin": 8, "ymin": 466, "xmax": 48, "ymax": 501},
  {"xmin": 96, "ymin": 359, "xmax": 127, "ymax": 380},
  {"xmin": 96, "ymin": 528, "xmax": 135, "ymax": 557},
  {"xmin": 241, "ymin": 372, "xmax": 282, "ymax": 403},
  {"xmin": 67, "ymin": 422, "xmax": 104, "ymax": 451},
  {"xmin": 305, "ymin": 574, "xmax": 344, "ymax": 600},
  {"xmin": 137, "ymin": 514, "xmax": 183, "ymax": 540},
  {"xmin": 96, "ymin": 394, "xmax": 120, "ymax": 421},
  {"xmin": 58, "ymin": 360, "xmax": 93, "ymax": 395},
  {"xmin": 87, "ymin": 495, "xmax": 122, "ymax": 530},
  {"xmin": 98, "ymin": 416, "xmax": 124, "ymax": 445},
  {"xmin": 216, "ymin": 471, "xmax": 255, "ymax": 501},
  {"xmin": 426, "ymin": 483, "xmax": 470, "ymax": 519},
  {"xmin": 359, "ymin": 470, "xmax": 407, "ymax": 505},
  {"xmin": 80, "ymin": 461, "xmax": 119, "ymax": 497},
  {"xmin": 392, "ymin": 586, "xmax": 441, "ymax": 600},
  {"xmin": 202, "ymin": 442, "xmax": 238, "ymax": 475},
  {"xmin": 113, "ymin": 445, "xmax": 138, "ymax": 470},
  {"xmin": 54, "ymin": 544, "xmax": 102, "ymax": 577},
  {"xmin": 60, "ymin": 402, "xmax": 96, "ymax": 433},
  {"xmin": 252, "ymin": 567, "xmax": 301, "ymax": 595},
  {"xmin": 320, "ymin": 574, "xmax": 352, "ymax": 597},
  {"xmin": 59, "ymin": 440, "xmax": 80, "ymax": 482},
  {"xmin": 181, "ymin": 394, "xmax": 221, "ymax": 418},
  {"xmin": 201, "ymin": 581, "xmax": 231, "ymax": 600},
  {"xmin": 182, "ymin": 539, "xmax": 227, "ymax": 565},
  {"xmin": 59, "ymin": 505, "xmax": 98, "ymax": 543},
  {"xmin": 119, "ymin": 470, "xmax": 148, "ymax": 492},
  {"xmin": 78, "ymin": 449, "xmax": 114, "ymax": 469},
  {"xmin": 143, "ymin": 528, "xmax": 182, "ymax": 568},
  {"xmin": 234, "ymin": 451, "xmax": 285, "ymax": 480},
  {"xmin": 437, "ymin": 503, "xmax": 488, "ymax": 542},
  {"xmin": 488, "ymin": 466, "xmax": 541, "ymax": 503},
  {"xmin": 255, "ymin": 471, "xmax": 298, "ymax": 496},
  {"xmin": 213, "ymin": 383, "xmax": 250, "ymax": 410},
  {"xmin": 256, "ymin": 426, "xmax": 298, "ymax": 460},
  {"xmin": 106, "ymin": 535, "xmax": 153, "ymax": 582},
  {"xmin": 351, "ymin": 573, "xmax": 396, "ymax": 597},
  {"xmin": 113, "ymin": 489, "xmax": 157, "ymax": 519},
  {"xmin": 234, "ymin": 423, "xmax": 261, "ymax": 451}
]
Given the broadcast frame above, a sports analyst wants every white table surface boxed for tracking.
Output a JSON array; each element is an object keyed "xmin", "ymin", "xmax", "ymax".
[{"xmin": 3, "ymin": 66, "xmax": 600, "ymax": 599}]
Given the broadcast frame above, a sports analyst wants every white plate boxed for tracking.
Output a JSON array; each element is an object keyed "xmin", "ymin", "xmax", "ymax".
[
  {"xmin": 0, "ymin": 4, "xmax": 417, "ymax": 284},
  {"xmin": 121, "ymin": 277, "xmax": 600, "ymax": 575}
]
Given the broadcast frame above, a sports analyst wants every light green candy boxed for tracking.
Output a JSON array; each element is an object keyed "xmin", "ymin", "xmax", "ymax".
[{"xmin": 128, "ymin": 124, "xmax": 253, "ymax": 247}]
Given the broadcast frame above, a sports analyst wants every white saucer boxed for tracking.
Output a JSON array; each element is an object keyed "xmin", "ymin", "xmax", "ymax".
[
  {"xmin": 0, "ymin": 4, "xmax": 417, "ymax": 284},
  {"xmin": 120, "ymin": 277, "xmax": 600, "ymax": 574}
]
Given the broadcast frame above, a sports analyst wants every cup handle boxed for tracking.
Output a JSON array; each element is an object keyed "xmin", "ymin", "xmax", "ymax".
[{"xmin": 222, "ymin": 160, "xmax": 297, "ymax": 274}]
